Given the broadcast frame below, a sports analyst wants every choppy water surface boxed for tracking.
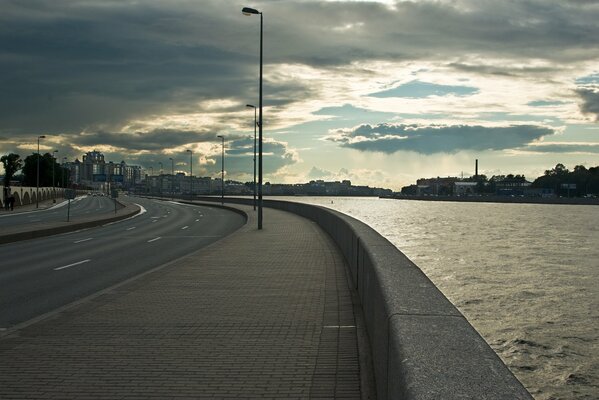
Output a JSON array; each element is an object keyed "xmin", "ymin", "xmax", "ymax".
[{"xmin": 283, "ymin": 197, "xmax": 599, "ymax": 400}]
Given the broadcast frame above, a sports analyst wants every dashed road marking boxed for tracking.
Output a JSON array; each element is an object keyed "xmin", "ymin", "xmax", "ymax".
[
  {"xmin": 54, "ymin": 259, "xmax": 91, "ymax": 271},
  {"xmin": 74, "ymin": 238, "xmax": 93, "ymax": 244},
  {"xmin": 147, "ymin": 237, "xmax": 162, "ymax": 243}
]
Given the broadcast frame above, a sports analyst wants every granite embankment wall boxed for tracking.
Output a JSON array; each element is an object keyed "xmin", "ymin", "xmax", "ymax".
[{"xmin": 196, "ymin": 196, "xmax": 532, "ymax": 399}]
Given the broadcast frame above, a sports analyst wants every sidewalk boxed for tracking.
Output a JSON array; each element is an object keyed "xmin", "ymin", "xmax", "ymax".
[
  {"xmin": 0, "ymin": 197, "xmax": 62, "ymax": 214},
  {"xmin": 0, "ymin": 202, "xmax": 369, "ymax": 399}
]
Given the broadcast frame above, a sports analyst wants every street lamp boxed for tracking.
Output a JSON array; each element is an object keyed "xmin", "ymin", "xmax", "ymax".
[
  {"xmin": 246, "ymin": 104, "xmax": 257, "ymax": 210},
  {"xmin": 36, "ymin": 135, "xmax": 46, "ymax": 208},
  {"xmin": 52, "ymin": 150, "xmax": 58, "ymax": 202},
  {"xmin": 169, "ymin": 157, "xmax": 175, "ymax": 200},
  {"xmin": 186, "ymin": 149, "xmax": 193, "ymax": 201},
  {"xmin": 242, "ymin": 6, "xmax": 264, "ymax": 229},
  {"xmin": 217, "ymin": 135, "xmax": 225, "ymax": 205}
]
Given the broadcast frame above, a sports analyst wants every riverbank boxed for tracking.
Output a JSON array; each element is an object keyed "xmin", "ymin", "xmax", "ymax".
[{"xmin": 382, "ymin": 194, "xmax": 599, "ymax": 206}]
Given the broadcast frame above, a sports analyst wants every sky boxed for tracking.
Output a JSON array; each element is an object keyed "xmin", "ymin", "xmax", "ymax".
[{"xmin": 1, "ymin": 0, "xmax": 598, "ymax": 190}]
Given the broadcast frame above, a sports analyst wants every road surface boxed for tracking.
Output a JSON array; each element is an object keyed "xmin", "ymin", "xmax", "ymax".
[{"xmin": 0, "ymin": 197, "xmax": 246, "ymax": 328}]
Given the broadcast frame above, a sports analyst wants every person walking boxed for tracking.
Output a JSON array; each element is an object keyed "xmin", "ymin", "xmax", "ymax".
[{"xmin": 9, "ymin": 194, "xmax": 15, "ymax": 211}]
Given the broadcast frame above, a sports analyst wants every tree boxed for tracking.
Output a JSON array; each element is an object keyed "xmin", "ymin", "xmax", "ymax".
[
  {"xmin": 21, "ymin": 153, "xmax": 61, "ymax": 187},
  {"xmin": 1, "ymin": 153, "xmax": 23, "ymax": 187}
]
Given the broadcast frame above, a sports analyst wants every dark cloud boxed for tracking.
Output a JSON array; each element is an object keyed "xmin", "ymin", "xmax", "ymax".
[
  {"xmin": 265, "ymin": 0, "xmax": 599, "ymax": 67},
  {"xmin": 576, "ymin": 87, "xmax": 599, "ymax": 121},
  {"xmin": 523, "ymin": 143, "xmax": 599, "ymax": 153},
  {"xmin": 448, "ymin": 62, "xmax": 561, "ymax": 77},
  {"xmin": 326, "ymin": 123, "xmax": 556, "ymax": 154},
  {"xmin": 65, "ymin": 129, "xmax": 219, "ymax": 152},
  {"xmin": 0, "ymin": 0, "xmax": 312, "ymax": 135},
  {"xmin": 1, "ymin": 0, "xmax": 598, "ymax": 156}
]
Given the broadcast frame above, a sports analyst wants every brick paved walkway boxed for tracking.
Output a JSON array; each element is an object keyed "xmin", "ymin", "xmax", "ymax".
[{"xmin": 0, "ymin": 203, "xmax": 368, "ymax": 399}]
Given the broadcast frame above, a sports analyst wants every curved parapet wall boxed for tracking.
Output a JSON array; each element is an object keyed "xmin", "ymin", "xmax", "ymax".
[
  {"xmin": 1, "ymin": 186, "xmax": 68, "ymax": 208},
  {"xmin": 195, "ymin": 196, "xmax": 532, "ymax": 399}
]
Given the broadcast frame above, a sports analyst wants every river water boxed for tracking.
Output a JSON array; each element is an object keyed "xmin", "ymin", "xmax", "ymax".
[{"xmin": 281, "ymin": 196, "xmax": 598, "ymax": 400}]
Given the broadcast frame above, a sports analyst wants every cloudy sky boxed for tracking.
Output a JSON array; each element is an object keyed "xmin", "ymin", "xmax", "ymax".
[{"xmin": 1, "ymin": 0, "xmax": 598, "ymax": 190}]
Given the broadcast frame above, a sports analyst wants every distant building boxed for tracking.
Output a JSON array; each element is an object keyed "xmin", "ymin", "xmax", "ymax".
[
  {"xmin": 454, "ymin": 181, "xmax": 478, "ymax": 196},
  {"xmin": 416, "ymin": 177, "xmax": 458, "ymax": 195},
  {"xmin": 495, "ymin": 177, "xmax": 532, "ymax": 196}
]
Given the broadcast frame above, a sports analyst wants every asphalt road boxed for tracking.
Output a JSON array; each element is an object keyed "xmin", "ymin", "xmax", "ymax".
[
  {"xmin": 0, "ymin": 195, "xmax": 120, "ymax": 226},
  {"xmin": 0, "ymin": 197, "xmax": 246, "ymax": 329}
]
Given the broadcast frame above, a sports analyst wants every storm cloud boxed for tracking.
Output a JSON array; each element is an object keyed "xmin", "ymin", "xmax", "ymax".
[
  {"xmin": 576, "ymin": 87, "xmax": 599, "ymax": 121},
  {"xmin": 1, "ymin": 0, "xmax": 599, "ymax": 136},
  {"xmin": 326, "ymin": 123, "xmax": 556, "ymax": 154}
]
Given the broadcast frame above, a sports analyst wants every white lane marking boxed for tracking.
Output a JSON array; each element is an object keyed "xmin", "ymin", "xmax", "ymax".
[
  {"xmin": 126, "ymin": 226, "xmax": 136, "ymax": 231},
  {"xmin": 151, "ymin": 220, "xmax": 157, "ymax": 223},
  {"xmin": 323, "ymin": 325, "xmax": 356, "ymax": 329},
  {"xmin": 54, "ymin": 259, "xmax": 91, "ymax": 271},
  {"xmin": 181, "ymin": 226, "xmax": 189, "ymax": 230},
  {"xmin": 147, "ymin": 237, "xmax": 162, "ymax": 243},
  {"xmin": 29, "ymin": 219, "xmax": 42, "ymax": 222},
  {"xmin": 195, "ymin": 219, "xmax": 200, "ymax": 222},
  {"xmin": 102, "ymin": 203, "xmax": 147, "ymax": 226},
  {"xmin": 74, "ymin": 238, "xmax": 93, "ymax": 243}
]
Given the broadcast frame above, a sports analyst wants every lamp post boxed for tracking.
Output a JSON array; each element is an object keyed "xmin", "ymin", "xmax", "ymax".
[
  {"xmin": 217, "ymin": 135, "xmax": 225, "ymax": 205},
  {"xmin": 242, "ymin": 6, "xmax": 264, "ymax": 229},
  {"xmin": 186, "ymin": 149, "xmax": 193, "ymax": 201},
  {"xmin": 36, "ymin": 135, "xmax": 46, "ymax": 208},
  {"xmin": 169, "ymin": 157, "xmax": 175, "ymax": 200},
  {"xmin": 62, "ymin": 157, "xmax": 67, "ymax": 190},
  {"xmin": 52, "ymin": 150, "xmax": 58, "ymax": 202},
  {"xmin": 246, "ymin": 104, "xmax": 257, "ymax": 210}
]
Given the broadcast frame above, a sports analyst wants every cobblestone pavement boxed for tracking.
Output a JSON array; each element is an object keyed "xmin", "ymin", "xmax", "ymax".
[{"xmin": 0, "ymin": 203, "xmax": 367, "ymax": 399}]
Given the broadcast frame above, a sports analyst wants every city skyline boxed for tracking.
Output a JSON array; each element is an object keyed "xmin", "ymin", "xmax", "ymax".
[{"xmin": 1, "ymin": 0, "xmax": 598, "ymax": 190}]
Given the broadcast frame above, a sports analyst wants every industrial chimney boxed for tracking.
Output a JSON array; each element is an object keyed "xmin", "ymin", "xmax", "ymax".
[{"xmin": 475, "ymin": 159, "xmax": 479, "ymax": 179}]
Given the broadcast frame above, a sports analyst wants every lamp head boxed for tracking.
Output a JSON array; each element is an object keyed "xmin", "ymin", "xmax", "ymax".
[
  {"xmin": 39, "ymin": 135, "xmax": 46, "ymax": 139},
  {"xmin": 246, "ymin": 104, "xmax": 256, "ymax": 108},
  {"xmin": 242, "ymin": 7, "xmax": 260, "ymax": 15}
]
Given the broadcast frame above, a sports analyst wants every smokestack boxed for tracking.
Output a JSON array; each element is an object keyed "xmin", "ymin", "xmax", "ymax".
[{"xmin": 475, "ymin": 159, "xmax": 478, "ymax": 179}]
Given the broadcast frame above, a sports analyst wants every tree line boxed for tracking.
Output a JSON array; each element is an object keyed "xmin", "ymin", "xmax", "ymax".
[
  {"xmin": 463, "ymin": 163, "xmax": 598, "ymax": 196},
  {"xmin": 1, "ymin": 152, "xmax": 70, "ymax": 188}
]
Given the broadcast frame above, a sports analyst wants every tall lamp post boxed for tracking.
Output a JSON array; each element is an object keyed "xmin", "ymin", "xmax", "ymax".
[
  {"xmin": 169, "ymin": 157, "xmax": 174, "ymax": 200},
  {"xmin": 186, "ymin": 149, "xmax": 193, "ymax": 201},
  {"xmin": 52, "ymin": 150, "xmax": 58, "ymax": 202},
  {"xmin": 217, "ymin": 135, "xmax": 225, "ymax": 205},
  {"xmin": 246, "ymin": 104, "xmax": 257, "ymax": 210},
  {"xmin": 242, "ymin": 6, "xmax": 264, "ymax": 229},
  {"xmin": 36, "ymin": 135, "xmax": 46, "ymax": 208},
  {"xmin": 62, "ymin": 157, "xmax": 67, "ymax": 189}
]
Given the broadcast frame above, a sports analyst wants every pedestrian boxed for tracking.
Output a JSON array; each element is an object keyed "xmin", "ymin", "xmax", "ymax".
[{"xmin": 9, "ymin": 194, "xmax": 15, "ymax": 211}]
